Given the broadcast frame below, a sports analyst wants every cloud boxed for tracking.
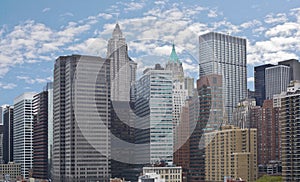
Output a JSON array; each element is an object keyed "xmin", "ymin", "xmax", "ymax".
[
  {"xmin": 0, "ymin": 82, "xmax": 17, "ymax": 89},
  {"xmin": 117, "ymin": 1, "xmax": 145, "ymax": 12},
  {"xmin": 17, "ymin": 76, "xmax": 52, "ymax": 84},
  {"xmin": 42, "ymin": 8, "xmax": 51, "ymax": 13},
  {"xmin": 264, "ymin": 13, "xmax": 288, "ymax": 24}
]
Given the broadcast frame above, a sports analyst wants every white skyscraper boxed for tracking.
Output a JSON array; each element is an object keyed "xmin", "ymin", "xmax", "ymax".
[
  {"xmin": 135, "ymin": 64, "xmax": 173, "ymax": 164},
  {"xmin": 107, "ymin": 23, "xmax": 137, "ymax": 101},
  {"xmin": 13, "ymin": 92, "xmax": 36, "ymax": 178},
  {"xmin": 199, "ymin": 32, "xmax": 247, "ymax": 123},
  {"xmin": 165, "ymin": 44, "xmax": 188, "ymax": 127},
  {"xmin": 265, "ymin": 65, "xmax": 290, "ymax": 99}
]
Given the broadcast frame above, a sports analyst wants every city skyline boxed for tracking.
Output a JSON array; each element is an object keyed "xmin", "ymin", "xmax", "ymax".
[{"xmin": 1, "ymin": 0, "xmax": 300, "ymax": 105}]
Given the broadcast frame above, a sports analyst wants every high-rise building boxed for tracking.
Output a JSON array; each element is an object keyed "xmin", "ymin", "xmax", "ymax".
[
  {"xmin": 165, "ymin": 44, "xmax": 184, "ymax": 82},
  {"xmin": 257, "ymin": 100, "xmax": 281, "ymax": 166},
  {"xmin": 277, "ymin": 80, "xmax": 300, "ymax": 181},
  {"xmin": 254, "ymin": 64, "xmax": 275, "ymax": 106},
  {"xmin": 135, "ymin": 64, "xmax": 173, "ymax": 164},
  {"xmin": 165, "ymin": 44, "xmax": 188, "ymax": 128},
  {"xmin": 204, "ymin": 125, "xmax": 258, "ymax": 182},
  {"xmin": 278, "ymin": 59, "xmax": 300, "ymax": 81},
  {"xmin": 107, "ymin": 23, "xmax": 137, "ymax": 102},
  {"xmin": 3, "ymin": 106, "xmax": 13, "ymax": 164},
  {"xmin": 199, "ymin": 32, "xmax": 247, "ymax": 123},
  {"xmin": 13, "ymin": 92, "xmax": 36, "ymax": 178},
  {"xmin": 107, "ymin": 24, "xmax": 138, "ymax": 181},
  {"xmin": 173, "ymin": 99, "xmax": 190, "ymax": 182},
  {"xmin": 32, "ymin": 82, "xmax": 53, "ymax": 180},
  {"xmin": 189, "ymin": 74, "xmax": 223, "ymax": 182},
  {"xmin": 52, "ymin": 55, "xmax": 111, "ymax": 181},
  {"xmin": 265, "ymin": 65, "xmax": 290, "ymax": 99}
]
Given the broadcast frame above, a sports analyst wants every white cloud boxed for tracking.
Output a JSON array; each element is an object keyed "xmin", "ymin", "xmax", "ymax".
[
  {"xmin": 240, "ymin": 19, "xmax": 262, "ymax": 29},
  {"xmin": 264, "ymin": 13, "xmax": 288, "ymax": 24},
  {"xmin": 0, "ymin": 82, "xmax": 17, "ymax": 89},
  {"xmin": 17, "ymin": 76, "xmax": 52, "ymax": 84},
  {"xmin": 42, "ymin": 8, "xmax": 50, "ymax": 13}
]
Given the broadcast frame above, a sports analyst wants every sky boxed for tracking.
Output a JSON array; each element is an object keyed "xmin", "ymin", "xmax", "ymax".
[{"xmin": 1, "ymin": 0, "xmax": 300, "ymax": 106}]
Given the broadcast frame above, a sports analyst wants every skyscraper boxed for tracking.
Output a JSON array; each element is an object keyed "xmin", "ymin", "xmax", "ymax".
[
  {"xmin": 107, "ymin": 23, "xmax": 137, "ymax": 102},
  {"xmin": 3, "ymin": 105, "xmax": 13, "ymax": 164},
  {"xmin": 254, "ymin": 64, "xmax": 275, "ymax": 106},
  {"xmin": 32, "ymin": 82, "xmax": 53, "ymax": 179},
  {"xmin": 278, "ymin": 59, "xmax": 300, "ymax": 81},
  {"xmin": 52, "ymin": 55, "xmax": 111, "ymax": 181},
  {"xmin": 199, "ymin": 32, "xmax": 247, "ymax": 123},
  {"xmin": 277, "ymin": 80, "xmax": 300, "ymax": 181},
  {"xmin": 135, "ymin": 64, "xmax": 173, "ymax": 164},
  {"xmin": 265, "ymin": 65, "xmax": 290, "ymax": 99},
  {"xmin": 107, "ymin": 24, "xmax": 138, "ymax": 181},
  {"xmin": 13, "ymin": 92, "xmax": 36, "ymax": 178},
  {"xmin": 189, "ymin": 74, "xmax": 223, "ymax": 182}
]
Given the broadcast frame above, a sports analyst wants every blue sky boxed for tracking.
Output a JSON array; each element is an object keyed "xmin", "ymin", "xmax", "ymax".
[{"xmin": 1, "ymin": 0, "xmax": 300, "ymax": 105}]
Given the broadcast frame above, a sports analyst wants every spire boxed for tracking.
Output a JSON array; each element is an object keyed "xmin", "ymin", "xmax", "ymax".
[
  {"xmin": 169, "ymin": 44, "xmax": 180, "ymax": 63},
  {"xmin": 112, "ymin": 23, "xmax": 122, "ymax": 38}
]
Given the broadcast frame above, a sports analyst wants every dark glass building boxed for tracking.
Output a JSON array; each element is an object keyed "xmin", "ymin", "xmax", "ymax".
[
  {"xmin": 3, "ymin": 106, "xmax": 14, "ymax": 164},
  {"xmin": 254, "ymin": 64, "xmax": 274, "ymax": 106}
]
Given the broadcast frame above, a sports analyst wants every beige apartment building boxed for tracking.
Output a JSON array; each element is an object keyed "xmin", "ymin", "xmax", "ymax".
[
  {"xmin": 205, "ymin": 125, "xmax": 257, "ymax": 182},
  {"xmin": 143, "ymin": 166, "xmax": 182, "ymax": 182}
]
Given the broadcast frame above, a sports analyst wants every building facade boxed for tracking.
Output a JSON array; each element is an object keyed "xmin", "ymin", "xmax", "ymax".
[
  {"xmin": 143, "ymin": 166, "xmax": 182, "ymax": 182},
  {"xmin": 265, "ymin": 65, "xmax": 290, "ymax": 99},
  {"xmin": 135, "ymin": 64, "xmax": 173, "ymax": 164},
  {"xmin": 13, "ymin": 92, "xmax": 36, "ymax": 178},
  {"xmin": 277, "ymin": 80, "xmax": 300, "ymax": 181},
  {"xmin": 0, "ymin": 162, "xmax": 21, "ymax": 181},
  {"xmin": 232, "ymin": 98, "xmax": 257, "ymax": 129},
  {"xmin": 205, "ymin": 125, "xmax": 257, "ymax": 182},
  {"xmin": 52, "ymin": 55, "xmax": 111, "ymax": 181},
  {"xmin": 254, "ymin": 64, "xmax": 275, "ymax": 106},
  {"xmin": 189, "ymin": 74, "xmax": 223, "ymax": 182},
  {"xmin": 199, "ymin": 32, "xmax": 247, "ymax": 123},
  {"xmin": 32, "ymin": 83, "xmax": 53, "ymax": 180},
  {"xmin": 3, "ymin": 105, "xmax": 13, "ymax": 164},
  {"xmin": 107, "ymin": 23, "xmax": 137, "ymax": 102}
]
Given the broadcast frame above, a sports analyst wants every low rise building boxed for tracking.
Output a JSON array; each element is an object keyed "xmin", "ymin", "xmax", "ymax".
[
  {"xmin": 0, "ymin": 162, "xmax": 21, "ymax": 181},
  {"xmin": 142, "ymin": 165, "xmax": 182, "ymax": 182}
]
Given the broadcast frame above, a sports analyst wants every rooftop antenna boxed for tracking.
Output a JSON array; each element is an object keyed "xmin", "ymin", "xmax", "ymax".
[{"xmin": 116, "ymin": 13, "xmax": 119, "ymax": 24}]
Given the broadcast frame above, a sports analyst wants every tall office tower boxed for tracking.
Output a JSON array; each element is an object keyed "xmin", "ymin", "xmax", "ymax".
[
  {"xmin": 3, "ymin": 106, "xmax": 13, "ymax": 164},
  {"xmin": 165, "ymin": 44, "xmax": 184, "ymax": 82},
  {"xmin": 278, "ymin": 59, "xmax": 300, "ymax": 81},
  {"xmin": 189, "ymin": 74, "xmax": 223, "ymax": 182},
  {"xmin": 205, "ymin": 125, "xmax": 257, "ymax": 182},
  {"xmin": 52, "ymin": 55, "xmax": 111, "ymax": 181},
  {"xmin": 32, "ymin": 82, "xmax": 53, "ymax": 180},
  {"xmin": 184, "ymin": 77, "xmax": 195, "ymax": 97},
  {"xmin": 254, "ymin": 64, "xmax": 275, "ymax": 106},
  {"xmin": 165, "ymin": 44, "xmax": 187, "ymax": 127},
  {"xmin": 265, "ymin": 65, "xmax": 290, "ymax": 99},
  {"xmin": 107, "ymin": 23, "xmax": 137, "ymax": 101},
  {"xmin": 199, "ymin": 32, "xmax": 247, "ymax": 123},
  {"xmin": 276, "ymin": 80, "xmax": 300, "ymax": 181},
  {"xmin": 232, "ymin": 98, "xmax": 257, "ymax": 129},
  {"xmin": 13, "ymin": 92, "xmax": 36, "ymax": 178},
  {"xmin": 107, "ymin": 23, "xmax": 137, "ymax": 181},
  {"xmin": 0, "ymin": 124, "xmax": 3, "ymax": 163},
  {"xmin": 135, "ymin": 64, "xmax": 173, "ymax": 164}
]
